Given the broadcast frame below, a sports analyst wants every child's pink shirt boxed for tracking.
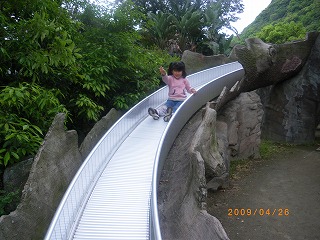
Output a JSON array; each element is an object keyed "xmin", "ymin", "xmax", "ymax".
[{"xmin": 162, "ymin": 75, "xmax": 193, "ymax": 101}]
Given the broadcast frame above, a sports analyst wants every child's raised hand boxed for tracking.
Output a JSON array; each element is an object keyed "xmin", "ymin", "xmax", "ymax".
[{"xmin": 159, "ymin": 66, "xmax": 166, "ymax": 76}]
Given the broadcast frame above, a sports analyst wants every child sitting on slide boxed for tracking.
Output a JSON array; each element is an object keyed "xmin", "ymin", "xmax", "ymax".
[{"xmin": 148, "ymin": 61, "xmax": 197, "ymax": 122}]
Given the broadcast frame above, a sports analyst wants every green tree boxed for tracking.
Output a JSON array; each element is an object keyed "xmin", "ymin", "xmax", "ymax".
[
  {"xmin": 239, "ymin": 0, "xmax": 320, "ymax": 43},
  {"xmin": 0, "ymin": 0, "xmax": 175, "ymax": 167},
  {"xmin": 0, "ymin": 0, "xmax": 81, "ymax": 165},
  {"xmin": 172, "ymin": 1, "xmax": 204, "ymax": 51},
  {"xmin": 143, "ymin": 12, "xmax": 176, "ymax": 50},
  {"xmin": 115, "ymin": 0, "xmax": 168, "ymax": 14},
  {"xmin": 0, "ymin": 83, "xmax": 68, "ymax": 166},
  {"xmin": 120, "ymin": 0, "xmax": 243, "ymax": 54},
  {"xmin": 256, "ymin": 21, "xmax": 307, "ymax": 44},
  {"xmin": 0, "ymin": 0, "xmax": 80, "ymax": 84},
  {"xmin": 74, "ymin": 1, "xmax": 174, "ymax": 112}
]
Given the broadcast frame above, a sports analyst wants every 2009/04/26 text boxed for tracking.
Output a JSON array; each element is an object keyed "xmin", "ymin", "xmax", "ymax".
[{"xmin": 228, "ymin": 208, "xmax": 290, "ymax": 216}]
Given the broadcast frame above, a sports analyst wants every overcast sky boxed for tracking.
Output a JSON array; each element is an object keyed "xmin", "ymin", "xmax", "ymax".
[{"xmin": 230, "ymin": 0, "xmax": 272, "ymax": 34}]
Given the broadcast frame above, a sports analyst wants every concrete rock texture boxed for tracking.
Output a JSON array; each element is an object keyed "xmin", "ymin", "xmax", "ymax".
[
  {"xmin": 181, "ymin": 50, "xmax": 235, "ymax": 75},
  {"xmin": 158, "ymin": 92, "xmax": 263, "ymax": 240},
  {"xmin": 214, "ymin": 32, "xmax": 319, "ymax": 112},
  {"xmin": 190, "ymin": 105, "xmax": 226, "ymax": 180},
  {"xmin": 179, "ymin": 33, "xmax": 320, "ymax": 145},
  {"xmin": 0, "ymin": 113, "xmax": 83, "ymax": 240},
  {"xmin": 217, "ymin": 91, "xmax": 264, "ymax": 160},
  {"xmin": 258, "ymin": 34, "xmax": 320, "ymax": 143},
  {"xmin": 158, "ymin": 110, "xmax": 229, "ymax": 240},
  {"xmin": 3, "ymin": 158, "xmax": 33, "ymax": 193}
]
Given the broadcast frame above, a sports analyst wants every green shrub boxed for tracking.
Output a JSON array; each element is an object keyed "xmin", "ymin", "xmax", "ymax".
[
  {"xmin": 0, "ymin": 190, "xmax": 20, "ymax": 216},
  {"xmin": 0, "ymin": 83, "xmax": 68, "ymax": 166},
  {"xmin": 257, "ymin": 21, "xmax": 307, "ymax": 44},
  {"xmin": 0, "ymin": 114, "xmax": 43, "ymax": 166}
]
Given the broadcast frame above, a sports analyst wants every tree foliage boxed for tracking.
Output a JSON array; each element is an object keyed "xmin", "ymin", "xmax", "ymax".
[
  {"xmin": 0, "ymin": 0, "xmax": 174, "ymax": 167},
  {"xmin": 0, "ymin": 83, "xmax": 67, "ymax": 165},
  {"xmin": 124, "ymin": 0, "xmax": 243, "ymax": 54},
  {"xmin": 144, "ymin": 12, "xmax": 177, "ymax": 49},
  {"xmin": 238, "ymin": 0, "xmax": 320, "ymax": 43},
  {"xmin": 257, "ymin": 21, "xmax": 307, "ymax": 44}
]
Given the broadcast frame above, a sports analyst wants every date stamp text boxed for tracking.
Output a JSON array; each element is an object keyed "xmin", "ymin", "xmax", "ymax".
[{"xmin": 228, "ymin": 208, "xmax": 290, "ymax": 217}]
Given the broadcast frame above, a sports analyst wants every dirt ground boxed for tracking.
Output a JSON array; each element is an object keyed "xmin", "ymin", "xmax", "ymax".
[{"xmin": 207, "ymin": 144, "xmax": 320, "ymax": 240}]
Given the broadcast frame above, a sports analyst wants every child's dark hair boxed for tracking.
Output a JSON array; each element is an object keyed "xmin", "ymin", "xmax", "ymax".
[{"xmin": 168, "ymin": 61, "xmax": 187, "ymax": 78}]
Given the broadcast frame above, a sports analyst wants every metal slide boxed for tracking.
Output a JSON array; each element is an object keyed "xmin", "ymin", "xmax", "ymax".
[{"xmin": 45, "ymin": 62, "xmax": 244, "ymax": 240}]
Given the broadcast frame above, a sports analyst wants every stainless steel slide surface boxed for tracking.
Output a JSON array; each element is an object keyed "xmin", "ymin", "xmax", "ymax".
[{"xmin": 45, "ymin": 62, "xmax": 244, "ymax": 240}]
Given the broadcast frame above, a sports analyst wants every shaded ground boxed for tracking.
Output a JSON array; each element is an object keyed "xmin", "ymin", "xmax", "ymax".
[{"xmin": 207, "ymin": 144, "xmax": 320, "ymax": 240}]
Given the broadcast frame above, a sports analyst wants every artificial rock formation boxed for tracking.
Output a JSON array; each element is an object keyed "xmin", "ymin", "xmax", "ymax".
[
  {"xmin": 190, "ymin": 104, "xmax": 226, "ymax": 180},
  {"xmin": 215, "ymin": 32, "xmax": 319, "ymax": 111},
  {"xmin": 158, "ymin": 108, "xmax": 229, "ymax": 240},
  {"xmin": 258, "ymin": 34, "xmax": 320, "ymax": 143},
  {"xmin": 158, "ymin": 92, "xmax": 263, "ymax": 239},
  {"xmin": 158, "ymin": 32, "xmax": 320, "ymax": 239},
  {"xmin": 2, "ymin": 158, "xmax": 33, "ymax": 213},
  {"xmin": 217, "ymin": 91, "xmax": 263, "ymax": 160},
  {"xmin": 181, "ymin": 50, "xmax": 234, "ymax": 75},
  {"xmin": 182, "ymin": 33, "xmax": 320, "ymax": 144},
  {"xmin": 0, "ymin": 113, "xmax": 83, "ymax": 240}
]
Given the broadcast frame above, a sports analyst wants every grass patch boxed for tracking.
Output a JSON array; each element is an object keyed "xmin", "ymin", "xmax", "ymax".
[
  {"xmin": 259, "ymin": 140, "xmax": 295, "ymax": 159},
  {"xmin": 228, "ymin": 139, "xmax": 319, "ymax": 182},
  {"xmin": 229, "ymin": 158, "xmax": 252, "ymax": 177},
  {"xmin": 229, "ymin": 156, "xmax": 263, "ymax": 180},
  {"xmin": 230, "ymin": 140, "xmax": 290, "ymax": 178}
]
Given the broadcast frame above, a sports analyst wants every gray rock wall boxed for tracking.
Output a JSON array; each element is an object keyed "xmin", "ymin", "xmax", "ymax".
[
  {"xmin": 258, "ymin": 34, "xmax": 320, "ymax": 143},
  {"xmin": 158, "ymin": 109, "xmax": 229, "ymax": 240},
  {"xmin": 0, "ymin": 113, "xmax": 82, "ymax": 240},
  {"xmin": 158, "ymin": 91, "xmax": 263, "ymax": 240},
  {"xmin": 181, "ymin": 50, "xmax": 235, "ymax": 75},
  {"xmin": 217, "ymin": 91, "xmax": 264, "ymax": 160}
]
